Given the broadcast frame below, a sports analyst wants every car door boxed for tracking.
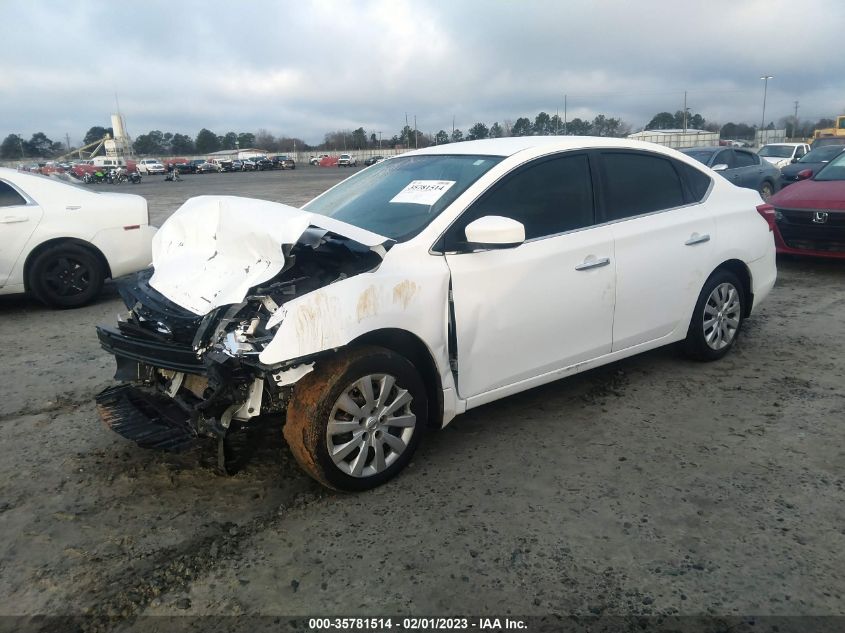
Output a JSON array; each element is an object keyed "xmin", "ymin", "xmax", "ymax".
[
  {"xmin": 442, "ymin": 152, "xmax": 615, "ymax": 400},
  {"xmin": 712, "ymin": 149, "xmax": 740, "ymax": 184},
  {"xmin": 732, "ymin": 149, "xmax": 765, "ymax": 189},
  {"xmin": 0, "ymin": 179, "xmax": 44, "ymax": 287},
  {"xmin": 596, "ymin": 150, "xmax": 716, "ymax": 351}
]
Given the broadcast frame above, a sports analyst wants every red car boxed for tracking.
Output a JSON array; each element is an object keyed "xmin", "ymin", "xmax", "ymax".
[{"xmin": 758, "ymin": 151, "xmax": 845, "ymax": 259}]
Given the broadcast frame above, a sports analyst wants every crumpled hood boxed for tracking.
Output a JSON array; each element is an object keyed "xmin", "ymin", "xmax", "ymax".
[{"xmin": 149, "ymin": 196, "xmax": 388, "ymax": 315}]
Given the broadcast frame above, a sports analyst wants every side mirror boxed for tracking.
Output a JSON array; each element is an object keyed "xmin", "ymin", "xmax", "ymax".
[
  {"xmin": 464, "ymin": 216, "xmax": 525, "ymax": 249},
  {"xmin": 712, "ymin": 163, "xmax": 729, "ymax": 172},
  {"xmin": 797, "ymin": 169, "xmax": 813, "ymax": 181},
  {"xmin": 791, "ymin": 158, "xmax": 799, "ymax": 164}
]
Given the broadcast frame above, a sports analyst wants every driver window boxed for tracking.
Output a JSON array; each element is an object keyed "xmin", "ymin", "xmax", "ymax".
[{"xmin": 445, "ymin": 153, "xmax": 594, "ymax": 249}]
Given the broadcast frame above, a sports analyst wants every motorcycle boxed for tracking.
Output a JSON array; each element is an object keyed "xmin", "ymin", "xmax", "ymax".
[
  {"xmin": 82, "ymin": 170, "xmax": 107, "ymax": 184},
  {"xmin": 164, "ymin": 166, "xmax": 182, "ymax": 182},
  {"xmin": 111, "ymin": 167, "xmax": 142, "ymax": 184}
]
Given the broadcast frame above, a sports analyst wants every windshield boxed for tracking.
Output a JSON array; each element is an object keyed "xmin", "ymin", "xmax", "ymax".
[
  {"xmin": 304, "ymin": 154, "xmax": 503, "ymax": 241},
  {"xmin": 682, "ymin": 150, "xmax": 716, "ymax": 165},
  {"xmin": 758, "ymin": 145, "xmax": 794, "ymax": 158},
  {"xmin": 814, "ymin": 152, "xmax": 845, "ymax": 181},
  {"xmin": 800, "ymin": 145, "xmax": 844, "ymax": 163}
]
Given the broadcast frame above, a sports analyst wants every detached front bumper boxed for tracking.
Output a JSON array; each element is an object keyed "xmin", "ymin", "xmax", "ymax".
[{"xmin": 96, "ymin": 384, "xmax": 198, "ymax": 452}]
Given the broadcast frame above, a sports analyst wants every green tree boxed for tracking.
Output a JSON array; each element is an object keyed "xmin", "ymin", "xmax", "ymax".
[
  {"xmin": 237, "ymin": 132, "xmax": 256, "ymax": 148},
  {"xmin": 549, "ymin": 115, "xmax": 563, "ymax": 134},
  {"xmin": 28, "ymin": 132, "xmax": 55, "ymax": 157},
  {"xmin": 450, "ymin": 129, "xmax": 464, "ymax": 143},
  {"xmin": 647, "ymin": 112, "xmax": 676, "ymax": 130},
  {"xmin": 467, "ymin": 122, "xmax": 489, "ymax": 140},
  {"xmin": 489, "ymin": 122, "xmax": 503, "ymax": 138},
  {"xmin": 567, "ymin": 118, "xmax": 592, "ymax": 135},
  {"xmin": 170, "ymin": 133, "xmax": 195, "ymax": 155},
  {"xmin": 351, "ymin": 127, "xmax": 368, "ymax": 149},
  {"xmin": 511, "ymin": 117, "xmax": 532, "ymax": 136},
  {"xmin": 134, "ymin": 130, "xmax": 167, "ymax": 155},
  {"xmin": 83, "ymin": 126, "xmax": 113, "ymax": 145},
  {"xmin": 0, "ymin": 134, "xmax": 25, "ymax": 159},
  {"xmin": 220, "ymin": 132, "xmax": 238, "ymax": 150},
  {"xmin": 533, "ymin": 112, "xmax": 552, "ymax": 135},
  {"xmin": 195, "ymin": 128, "xmax": 221, "ymax": 153},
  {"xmin": 434, "ymin": 130, "xmax": 450, "ymax": 144}
]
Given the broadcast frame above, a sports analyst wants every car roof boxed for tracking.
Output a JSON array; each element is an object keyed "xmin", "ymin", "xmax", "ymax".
[
  {"xmin": 762, "ymin": 142, "xmax": 804, "ymax": 147},
  {"xmin": 407, "ymin": 135, "xmax": 700, "ymax": 159}
]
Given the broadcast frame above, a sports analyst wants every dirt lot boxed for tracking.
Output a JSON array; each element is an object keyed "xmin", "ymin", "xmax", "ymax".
[{"xmin": 0, "ymin": 168, "xmax": 843, "ymax": 629}]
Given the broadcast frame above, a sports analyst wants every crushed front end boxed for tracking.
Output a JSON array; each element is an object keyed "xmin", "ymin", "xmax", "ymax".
[{"xmin": 95, "ymin": 199, "xmax": 386, "ymax": 468}]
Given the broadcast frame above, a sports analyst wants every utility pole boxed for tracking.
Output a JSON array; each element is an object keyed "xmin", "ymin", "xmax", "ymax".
[
  {"xmin": 760, "ymin": 75, "xmax": 773, "ymax": 145},
  {"xmin": 564, "ymin": 94, "xmax": 568, "ymax": 135},
  {"xmin": 414, "ymin": 115, "xmax": 418, "ymax": 149},
  {"xmin": 378, "ymin": 131, "xmax": 382, "ymax": 150},
  {"xmin": 405, "ymin": 113, "xmax": 409, "ymax": 149},
  {"xmin": 65, "ymin": 133, "xmax": 71, "ymax": 152},
  {"xmin": 793, "ymin": 100, "xmax": 799, "ymax": 138},
  {"xmin": 683, "ymin": 91, "xmax": 688, "ymax": 133},
  {"xmin": 452, "ymin": 115, "xmax": 455, "ymax": 138},
  {"xmin": 18, "ymin": 134, "xmax": 24, "ymax": 158}
]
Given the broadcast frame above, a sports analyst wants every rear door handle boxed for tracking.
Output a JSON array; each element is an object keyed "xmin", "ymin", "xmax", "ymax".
[
  {"xmin": 575, "ymin": 256, "xmax": 610, "ymax": 271},
  {"xmin": 685, "ymin": 233, "xmax": 710, "ymax": 246},
  {"xmin": 0, "ymin": 215, "xmax": 28, "ymax": 224}
]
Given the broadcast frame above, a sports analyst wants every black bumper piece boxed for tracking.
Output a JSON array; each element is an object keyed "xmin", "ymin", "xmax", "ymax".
[
  {"xmin": 97, "ymin": 325, "xmax": 206, "ymax": 375},
  {"xmin": 95, "ymin": 384, "xmax": 198, "ymax": 452}
]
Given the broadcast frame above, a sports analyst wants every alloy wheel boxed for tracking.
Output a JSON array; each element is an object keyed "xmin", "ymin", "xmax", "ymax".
[
  {"xmin": 327, "ymin": 373, "xmax": 416, "ymax": 478},
  {"xmin": 703, "ymin": 282, "xmax": 741, "ymax": 350}
]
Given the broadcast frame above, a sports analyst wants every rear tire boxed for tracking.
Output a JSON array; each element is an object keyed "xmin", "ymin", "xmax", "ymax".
[
  {"xmin": 284, "ymin": 346, "xmax": 427, "ymax": 491},
  {"xmin": 28, "ymin": 243, "xmax": 105, "ymax": 308},
  {"xmin": 681, "ymin": 269, "xmax": 744, "ymax": 361}
]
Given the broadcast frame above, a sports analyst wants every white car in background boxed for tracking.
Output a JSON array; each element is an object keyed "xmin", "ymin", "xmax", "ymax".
[
  {"xmin": 0, "ymin": 168, "xmax": 156, "ymax": 308},
  {"xmin": 758, "ymin": 143, "xmax": 810, "ymax": 168},
  {"xmin": 338, "ymin": 153, "xmax": 358, "ymax": 167},
  {"xmin": 95, "ymin": 137, "xmax": 776, "ymax": 491},
  {"xmin": 137, "ymin": 159, "xmax": 166, "ymax": 175}
]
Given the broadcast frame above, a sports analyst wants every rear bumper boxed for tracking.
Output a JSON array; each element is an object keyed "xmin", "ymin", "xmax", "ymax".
[{"xmin": 91, "ymin": 225, "xmax": 156, "ymax": 279}]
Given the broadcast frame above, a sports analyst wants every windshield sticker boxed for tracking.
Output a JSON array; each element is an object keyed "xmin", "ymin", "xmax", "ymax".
[{"xmin": 390, "ymin": 180, "xmax": 456, "ymax": 205}]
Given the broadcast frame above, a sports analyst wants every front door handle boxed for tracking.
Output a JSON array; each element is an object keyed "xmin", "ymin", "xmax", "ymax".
[
  {"xmin": 0, "ymin": 215, "xmax": 28, "ymax": 224},
  {"xmin": 685, "ymin": 233, "xmax": 711, "ymax": 246},
  {"xmin": 575, "ymin": 256, "xmax": 610, "ymax": 271}
]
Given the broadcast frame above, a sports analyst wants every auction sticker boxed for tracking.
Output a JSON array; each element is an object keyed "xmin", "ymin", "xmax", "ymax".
[{"xmin": 390, "ymin": 180, "xmax": 456, "ymax": 205}]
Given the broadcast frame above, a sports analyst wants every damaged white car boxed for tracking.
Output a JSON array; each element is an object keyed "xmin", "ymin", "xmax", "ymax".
[{"xmin": 95, "ymin": 137, "xmax": 777, "ymax": 490}]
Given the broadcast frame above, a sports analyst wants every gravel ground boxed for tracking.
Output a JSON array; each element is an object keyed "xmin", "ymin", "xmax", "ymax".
[{"xmin": 0, "ymin": 168, "xmax": 842, "ymax": 629}]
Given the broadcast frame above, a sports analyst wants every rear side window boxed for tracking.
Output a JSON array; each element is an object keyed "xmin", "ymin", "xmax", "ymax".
[
  {"xmin": 713, "ymin": 149, "xmax": 734, "ymax": 168},
  {"xmin": 734, "ymin": 151, "xmax": 757, "ymax": 167},
  {"xmin": 446, "ymin": 152, "xmax": 594, "ymax": 246},
  {"xmin": 0, "ymin": 181, "xmax": 27, "ymax": 207},
  {"xmin": 599, "ymin": 152, "xmax": 685, "ymax": 221}
]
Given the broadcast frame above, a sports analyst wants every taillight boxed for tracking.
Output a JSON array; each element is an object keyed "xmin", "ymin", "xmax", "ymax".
[{"xmin": 756, "ymin": 204, "xmax": 776, "ymax": 231}]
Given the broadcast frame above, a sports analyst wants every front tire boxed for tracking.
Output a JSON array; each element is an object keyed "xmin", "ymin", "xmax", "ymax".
[
  {"xmin": 759, "ymin": 180, "xmax": 774, "ymax": 201},
  {"xmin": 284, "ymin": 346, "xmax": 427, "ymax": 491},
  {"xmin": 28, "ymin": 243, "xmax": 105, "ymax": 308},
  {"xmin": 681, "ymin": 270, "xmax": 744, "ymax": 361}
]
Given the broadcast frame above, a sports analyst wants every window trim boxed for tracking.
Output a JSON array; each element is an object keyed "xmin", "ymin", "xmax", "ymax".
[
  {"xmin": 0, "ymin": 178, "xmax": 37, "ymax": 208},
  {"xmin": 434, "ymin": 150, "xmax": 597, "ymax": 254}
]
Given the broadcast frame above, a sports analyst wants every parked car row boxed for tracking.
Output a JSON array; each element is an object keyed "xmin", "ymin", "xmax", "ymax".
[{"xmin": 162, "ymin": 155, "xmax": 297, "ymax": 174}]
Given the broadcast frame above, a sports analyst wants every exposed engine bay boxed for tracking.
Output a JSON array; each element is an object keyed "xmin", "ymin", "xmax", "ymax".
[{"xmin": 96, "ymin": 206, "xmax": 386, "ymax": 469}]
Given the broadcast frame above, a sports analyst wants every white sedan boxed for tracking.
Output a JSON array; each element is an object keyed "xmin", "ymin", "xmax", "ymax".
[
  {"xmin": 0, "ymin": 168, "xmax": 156, "ymax": 308},
  {"xmin": 95, "ymin": 137, "xmax": 776, "ymax": 490}
]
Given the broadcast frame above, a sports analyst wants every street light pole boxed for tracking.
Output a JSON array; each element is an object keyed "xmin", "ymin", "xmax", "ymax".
[{"xmin": 760, "ymin": 75, "xmax": 773, "ymax": 145}]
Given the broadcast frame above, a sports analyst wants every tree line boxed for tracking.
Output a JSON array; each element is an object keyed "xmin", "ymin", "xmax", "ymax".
[{"xmin": 2, "ymin": 109, "xmax": 841, "ymax": 159}]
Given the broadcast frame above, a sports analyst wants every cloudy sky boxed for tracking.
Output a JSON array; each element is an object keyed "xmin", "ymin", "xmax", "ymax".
[{"xmin": 1, "ymin": 0, "xmax": 843, "ymax": 146}]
